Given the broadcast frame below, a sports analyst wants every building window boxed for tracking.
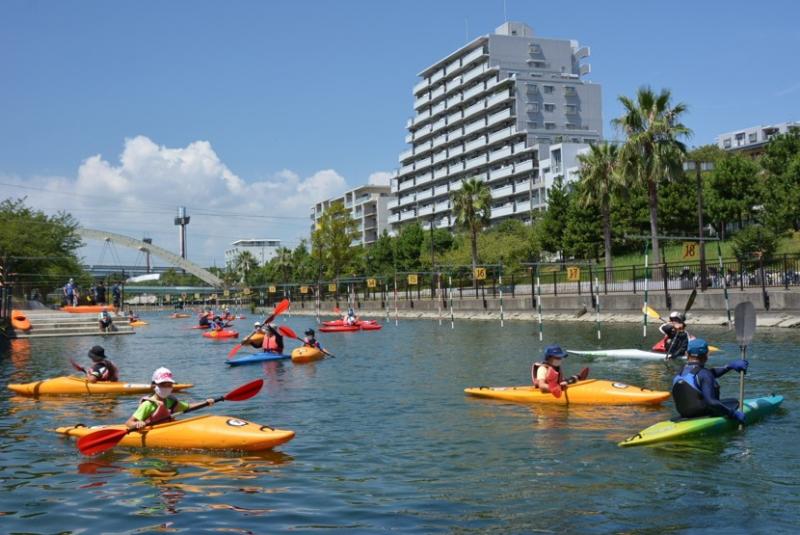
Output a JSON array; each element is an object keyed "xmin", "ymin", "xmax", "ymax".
[
  {"xmin": 544, "ymin": 104, "xmax": 555, "ymax": 112},
  {"xmin": 565, "ymin": 86, "xmax": 577, "ymax": 96},
  {"xmin": 545, "ymin": 122, "xmax": 556, "ymax": 130},
  {"xmin": 527, "ymin": 103, "xmax": 539, "ymax": 113},
  {"xmin": 749, "ymin": 132, "xmax": 757, "ymax": 143},
  {"xmin": 526, "ymin": 83, "xmax": 538, "ymax": 92},
  {"xmin": 529, "ymin": 44, "xmax": 541, "ymax": 54},
  {"xmin": 528, "ymin": 121, "xmax": 539, "ymax": 129},
  {"xmin": 565, "ymin": 104, "xmax": 577, "ymax": 114},
  {"xmin": 566, "ymin": 123, "xmax": 576, "ymax": 129},
  {"xmin": 723, "ymin": 138, "xmax": 732, "ymax": 148},
  {"xmin": 544, "ymin": 85, "xmax": 554, "ymax": 94},
  {"xmin": 532, "ymin": 61, "xmax": 545, "ymax": 68}
]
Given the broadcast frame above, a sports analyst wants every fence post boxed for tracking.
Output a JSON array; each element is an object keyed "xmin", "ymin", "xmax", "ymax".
[
  {"xmin": 552, "ymin": 271, "xmax": 557, "ymax": 296},
  {"xmin": 784, "ymin": 254, "xmax": 790, "ymax": 290},
  {"xmin": 530, "ymin": 267, "xmax": 535, "ymax": 308},
  {"xmin": 632, "ymin": 265, "xmax": 637, "ymax": 294},
  {"xmin": 662, "ymin": 262, "xmax": 672, "ymax": 310},
  {"xmin": 739, "ymin": 261, "xmax": 744, "ymax": 291}
]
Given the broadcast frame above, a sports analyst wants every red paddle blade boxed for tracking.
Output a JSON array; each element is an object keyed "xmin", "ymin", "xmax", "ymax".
[
  {"xmin": 227, "ymin": 343, "xmax": 244, "ymax": 359},
  {"xmin": 77, "ymin": 428, "xmax": 128, "ymax": 456},
  {"xmin": 69, "ymin": 358, "xmax": 85, "ymax": 373},
  {"xmin": 224, "ymin": 379, "xmax": 264, "ymax": 402},
  {"xmin": 278, "ymin": 325, "xmax": 298, "ymax": 339},
  {"xmin": 263, "ymin": 299, "xmax": 290, "ymax": 325}
]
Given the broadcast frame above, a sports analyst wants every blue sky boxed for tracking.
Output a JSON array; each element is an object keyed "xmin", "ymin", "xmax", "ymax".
[{"xmin": 1, "ymin": 0, "xmax": 798, "ymax": 266}]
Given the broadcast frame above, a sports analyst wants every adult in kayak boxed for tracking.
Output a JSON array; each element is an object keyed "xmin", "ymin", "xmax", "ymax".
[
  {"xmin": 198, "ymin": 310, "xmax": 211, "ymax": 328},
  {"xmin": 261, "ymin": 324, "xmax": 284, "ymax": 353},
  {"xmin": 83, "ymin": 345, "xmax": 119, "ymax": 383},
  {"xmin": 344, "ymin": 307, "xmax": 357, "ymax": 326},
  {"xmin": 659, "ymin": 311, "xmax": 690, "ymax": 360},
  {"xmin": 671, "ymin": 339, "xmax": 748, "ymax": 424},
  {"xmin": 211, "ymin": 316, "xmax": 226, "ymax": 331},
  {"xmin": 125, "ymin": 368, "xmax": 214, "ymax": 430},
  {"xmin": 532, "ymin": 345, "xmax": 590, "ymax": 398},
  {"xmin": 302, "ymin": 328, "xmax": 321, "ymax": 349}
]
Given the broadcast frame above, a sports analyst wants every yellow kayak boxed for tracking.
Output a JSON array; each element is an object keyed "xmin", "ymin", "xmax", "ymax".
[
  {"xmin": 464, "ymin": 379, "xmax": 670, "ymax": 405},
  {"xmin": 291, "ymin": 347, "xmax": 325, "ymax": 363},
  {"xmin": 129, "ymin": 320, "xmax": 148, "ymax": 327},
  {"xmin": 7, "ymin": 376, "xmax": 193, "ymax": 396},
  {"xmin": 56, "ymin": 415, "xmax": 295, "ymax": 451},
  {"xmin": 247, "ymin": 332, "xmax": 265, "ymax": 348}
]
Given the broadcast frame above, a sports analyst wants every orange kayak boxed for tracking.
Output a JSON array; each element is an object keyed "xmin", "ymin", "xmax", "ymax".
[
  {"xmin": 61, "ymin": 305, "xmax": 117, "ymax": 314},
  {"xmin": 202, "ymin": 330, "xmax": 239, "ymax": 339},
  {"xmin": 291, "ymin": 347, "xmax": 325, "ymax": 363},
  {"xmin": 11, "ymin": 310, "xmax": 31, "ymax": 331},
  {"xmin": 8, "ymin": 376, "xmax": 193, "ymax": 396},
  {"xmin": 464, "ymin": 379, "xmax": 670, "ymax": 405}
]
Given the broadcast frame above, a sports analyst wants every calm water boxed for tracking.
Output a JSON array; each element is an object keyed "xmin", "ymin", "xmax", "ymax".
[{"xmin": 1, "ymin": 312, "xmax": 797, "ymax": 533}]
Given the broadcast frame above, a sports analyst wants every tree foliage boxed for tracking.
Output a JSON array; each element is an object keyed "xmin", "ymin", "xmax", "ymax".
[
  {"xmin": 310, "ymin": 201, "xmax": 360, "ymax": 279},
  {"xmin": 451, "ymin": 177, "xmax": 492, "ymax": 274}
]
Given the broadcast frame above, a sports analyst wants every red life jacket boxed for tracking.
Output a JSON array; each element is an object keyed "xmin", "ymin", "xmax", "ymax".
[
  {"xmin": 531, "ymin": 362, "xmax": 564, "ymax": 398},
  {"xmin": 138, "ymin": 394, "xmax": 180, "ymax": 425},
  {"xmin": 93, "ymin": 359, "xmax": 119, "ymax": 382},
  {"xmin": 262, "ymin": 334, "xmax": 281, "ymax": 352}
]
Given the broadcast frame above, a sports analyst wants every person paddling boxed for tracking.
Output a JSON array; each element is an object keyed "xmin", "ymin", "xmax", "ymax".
[
  {"xmin": 83, "ymin": 345, "xmax": 119, "ymax": 383},
  {"xmin": 125, "ymin": 368, "xmax": 214, "ymax": 430},
  {"xmin": 344, "ymin": 307, "xmax": 357, "ymax": 326},
  {"xmin": 211, "ymin": 316, "xmax": 226, "ymax": 331},
  {"xmin": 671, "ymin": 339, "xmax": 748, "ymax": 424},
  {"xmin": 302, "ymin": 328, "xmax": 321, "ymax": 349},
  {"xmin": 261, "ymin": 324, "xmax": 284, "ymax": 353},
  {"xmin": 659, "ymin": 311, "xmax": 690, "ymax": 360},
  {"xmin": 532, "ymin": 345, "xmax": 590, "ymax": 398}
]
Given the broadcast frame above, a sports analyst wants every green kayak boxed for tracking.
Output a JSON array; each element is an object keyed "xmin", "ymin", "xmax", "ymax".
[{"xmin": 618, "ymin": 395, "xmax": 784, "ymax": 447}]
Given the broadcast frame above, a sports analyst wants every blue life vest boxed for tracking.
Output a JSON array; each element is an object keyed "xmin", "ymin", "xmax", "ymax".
[
  {"xmin": 672, "ymin": 364, "xmax": 718, "ymax": 418},
  {"xmin": 672, "ymin": 365, "xmax": 701, "ymax": 392}
]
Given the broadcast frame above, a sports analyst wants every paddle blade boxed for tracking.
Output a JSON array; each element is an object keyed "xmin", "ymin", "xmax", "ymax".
[
  {"xmin": 684, "ymin": 288, "xmax": 698, "ymax": 314},
  {"xmin": 263, "ymin": 299, "xmax": 291, "ymax": 325},
  {"xmin": 224, "ymin": 379, "xmax": 264, "ymax": 402},
  {"xmin": 642, "ymin": 306, "xmax": 661, "ymax": 320},
  {"xmin": 227, "ymin": 343, "xmax": 244, "ymax": 359},
  {"xmin": 77, "ymin": 428, "xmax": 128, "ymax": 456},
  {"xmin": 734, "ymin": 302, "xmax": 757, "ymax": 346},
  {"xmin": 278, "ymin": 325, "xmax": 299, "ymax": 340},
  {"xmin": 708, "ymin": 345, "xmax": 721, "ymax": 352},
  {"xmin": 69, "ymin": 358, "xmax": 86, "ymax": 374}
]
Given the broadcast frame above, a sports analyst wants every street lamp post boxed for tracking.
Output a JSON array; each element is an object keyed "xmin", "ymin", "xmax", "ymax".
[{"xmin": 683, "ymin": 160, "xmax": 715, "ymax": 291}]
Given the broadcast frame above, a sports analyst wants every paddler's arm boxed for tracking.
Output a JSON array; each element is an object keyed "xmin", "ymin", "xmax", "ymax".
[
  {"xmin": 697, "ymin": 371, "xmax": 737, "ymax": 419},
  {"xmin": 126, "ymin": 401, "xmax": 153, "ymax": 430},
  {"xmin": 177, "ymin": 399, "xmax": 214, "ymax": 413}
]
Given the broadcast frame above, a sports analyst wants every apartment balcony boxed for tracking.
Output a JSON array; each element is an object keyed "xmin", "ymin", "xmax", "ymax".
[
  {"xmin": 487, "ymin": 89, "xmax": 513, "ymax": 109},
  {"xmin": 465, "ymin": 136, "xmax": 487, "ymax": 153},
  {"xmin": 433, "ymin": 133, "xmax": 447, "ymax": 147},
  {"xmin": 515, "ymin": 159, "xmax": 535, "ymax": 173},
  {"xmin": 447, "ymin": 92, "xmax": 462, "ymax": 108},
  {"xmin": 415, "ymin": 139, "xmax": 433, "ymax": 154},
  {"xmin": 399, "ymin": 148, "xmax": 413, "ymax": 162},
  {"xmin": 414, "ymin": 93, "xmax": 430, "ymax": 110},
  {"xmin": 431, "ymin": 69, "xmax": 445, "ymax": 84},
  {"xmin": 446, "ymin": 56, "xmax": 461, "ymax": 73},
  {"xmin": 433, "ymin": 150, "xmax": 447, "ymax": 164},
  {"xmin": 491, "ymin": 203, "xmax": 515, "ymax": 218},
  {"xmin": 414, "ymin": 157, "xmax": 433, "ymax": 174},
  {"xmin": 417, "ymin": 188, "xmax": 434, "ymax": 201},
  {"xmin": 450, "ymin": 179, "xmax": 464, "ymax": 191},
  {"xmin": 413, "ymin": 78, "xmax": 428, "ymax": 95},
  {"xmin": 463, "ymin": 83, "xmax": 484, "ymax": 101},
  {"xmin": 488, "ymin": 126, "xmax": 515, "ymax": 144},
  {"xmin": 433, "ymin": 166, "xmax": 449, "ymax": 179},
  {"xmin": 416, "ymin": 108, "xmax": 432, "ymax": 123},
  {"xmin": 491, "ymin": 184, "xmax": 515, "ymax": 199},
  {"xmin": 434, "ymin": 184, "xmax": 450, "ymax": 197},
  {"xmin": 489, "ymin": 146, "xmax": 513, "ymax": 162},
  {"xmin": 399, "ymin": 164, "xmax": 414, "ymax": 176},
  {"xmin": 431, "ymin": 85, "xmax": 445, "ymax": 100},
  {"xmin": 446, "ymin": 108, "xmax": 463, "ymax": 126},
  {"xmin": 435, "ymin": 199, "xmax": 450, "ymax": 212},
  {"xmin": 463, "ymin": 99, "xmax": 486, "ymax": 121},
  {"xmin": 418, "ymin": 204, "xmax": 434, "ymax": 217},
  {"xmin": 464, "ymin": 119, "xmax": 485, "ymax": 136},
  {"xmin": 431, "ymin": 100, "xmax": 446, "ymax": 116},
  {"xmin": 449, "ymin": 160, "xmax": 465, "ymax": 173},
  {"xmin": 387, "ymin": 197, "xmax": 400, "ymax": 209},
  {"xmin": 489, "ymin": 165, "xmax": 514, "ymax": 181},
  {"xmin": 397, "ymin": 178, "xmax": 414, "ymax": 192},
  {"xmin": 449, "ymin": 144, "xmax": 464, "ymax": 157},
  {"xmin": 464, "ymin": 154, "xmax": 488, "ymax": 171},
  {"xmin": 432, "ymin": 117, "xmax": 447, "ymax": 133},
  {"xmin": 399, "ymin": 209, "xmax": 417, "ymax": 222},
  {"xmin": 487, "ymin": 107, "xmax": 513, "ymax": 126},
  {"xmin": 417, "ymin": 171, "xmax": 433, "ymax": 184},
  {"xmin": 436, "ymin": 217, "xmax": 451, "ymax": 229},
  {"xmin": 512, "ymin": 141, "xmax": 530, "ymax": 154},
  {"xmin": 405, "ymin": 132, "xmax": 414, "ymax": 144},
  {"xmin": 398, "ymin": 194, "xmax": 415, "ymax": 206},
  {"xmin": 462, "ymin": 63, "xmax": 487, "ymax": 85},
  {"xmin": 462, "ymin": 46, "xmax": 486, "ymax": 66}
]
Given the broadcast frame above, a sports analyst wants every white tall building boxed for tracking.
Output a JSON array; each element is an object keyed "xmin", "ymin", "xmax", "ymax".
[
  {"xmin": 311, "ymin": 185, "xmax": 395, "ymax": 246},
  {"xmin": 390, "ymin": 21, "xmax": 602, "ymax": 231},
  {"xmin": 225, "ymin": 239, "xmax": 281, "ymax": 266}
]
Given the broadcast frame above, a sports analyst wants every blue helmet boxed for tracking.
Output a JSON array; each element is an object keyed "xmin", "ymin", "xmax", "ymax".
[
  {"xmin": 687, "ymin": 338, "xmax": 709, "ymax": 357},
  {"xmin": 544, "ymin": 345, "xmax": 568, "ymax": 359}
]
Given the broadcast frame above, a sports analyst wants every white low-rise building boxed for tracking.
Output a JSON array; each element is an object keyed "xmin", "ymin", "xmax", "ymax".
[
  {"xmin": 716, "ymin": 121, "xmax": 799, "ymax": 155},
  {"xmin": 310, "ymin": 185, "xmax": 395, "ymax": 246},
  {"xmin": 225, "ymin": 239, "xmax": 281, "ymax": 266}
]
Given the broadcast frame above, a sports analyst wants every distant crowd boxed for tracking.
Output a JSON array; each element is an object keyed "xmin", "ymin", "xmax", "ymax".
[{"xmin": 62, "ymin": 278, "xmax": 122, "ymax": 308}]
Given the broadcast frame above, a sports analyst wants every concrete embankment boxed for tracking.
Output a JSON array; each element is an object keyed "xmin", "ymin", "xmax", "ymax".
[{"xmin": 278, "ymin": 289, "xmax": 800, "ymax": 328}]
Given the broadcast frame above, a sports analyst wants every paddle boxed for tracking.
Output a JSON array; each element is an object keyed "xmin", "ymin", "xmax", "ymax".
[
  {"xmin": 227, "ymin": 299, "xmax": 290, "ymax": 359},
  {"xmin": 70, "ymin": 358, "xmax": 87, "ymax": 374},
  {"xmin": 277, "ymin": 325, "xmax": 335, "ymax": 358},
  {"xmin": 734, "ymin": 301, "xmax": 756, "ymax": 430},
  {"xmin": 76, "ymin": 378, "xmax": 264, "ymax": 456}
]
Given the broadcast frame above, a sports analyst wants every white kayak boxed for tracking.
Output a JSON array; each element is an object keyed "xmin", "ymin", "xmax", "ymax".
[{"xmin": 566, "ymin": 348, "xmax": 674, "ymax": 360}]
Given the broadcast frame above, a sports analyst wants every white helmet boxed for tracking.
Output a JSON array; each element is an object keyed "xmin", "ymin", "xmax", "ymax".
[
  {"xmin": 151, "ymin": 367, "xmax": 175, "ymax": 384},
  {"xmin": 254, "ymin": 321, "xmax": 262, "ymax": 327}
]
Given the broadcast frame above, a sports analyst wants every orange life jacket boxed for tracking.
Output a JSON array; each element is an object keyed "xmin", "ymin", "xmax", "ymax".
[{"xmin": 138, "ymin": 395, "xmax": 180, "ymax": 425}]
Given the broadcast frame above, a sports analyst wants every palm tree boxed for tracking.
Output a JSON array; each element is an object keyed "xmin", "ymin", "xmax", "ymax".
[
  {"xmin": 612, "ymin": 87, "xmax": 691, "ymax": 264},
  {"xmin": 577, "ymin": 142, "xmax": 623, "ymax": 274},
  {"xmin": 233, "ymin": 250, "xmax": 259, "ymax": 284},
  {"xmin": 451, "ymin": 176, "xmax": 492, "ymax": 279},
  {"xmin": 275, "ymin": 247, "xmax": 293, "ymax": 283}
]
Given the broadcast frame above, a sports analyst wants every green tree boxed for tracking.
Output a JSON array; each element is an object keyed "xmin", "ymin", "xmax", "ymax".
[
  {"xmin": 274, "ymin": 246, "xmax": 293, "ymax": 283},
  {"xmin": 563, "ymin": 180, "xmax": 602, "ymax": 260},
  {"xmin": 232, "ymin": 250, "xmax": 259, "ymax": 284},
  {"xmin": 612, "ymin": 86, "xmax": 692, "ymax": 263},
  {"xmin": 420, "ymin": 228, "xmax": 454, "ymax": 269},
  {"xmin": 704, "ymin": 153, "xmax": 761, "ymax": 239},
  {"xmin": 0, "ymin": 198, "xmax": 86, "ymax": 298},
  {"xmin": 395, "ymin": 222, "xmax": 424, "ymax": 271},
  {"xmin": 368, "ymin": 230, "xmax": 396, "ymax": 276},
  {"xmin": 310, "ymin": 201, "xmax": 359, "ymax": 280},
  {"xmin": 760, "ymin": 130, "xmax": 800, "ymax": 232},
  {"xmin": 450, "ymin": 177, "xmax": 492, "ymax": 277},
  {"xmin": 732, "ymin": 225, "xmax": 779, "ymax": 264},
  {"xmin": 536, "ymin": 176, "xmax": 570, "ymax": 258},
  {"xmin": 576, "ymin": 143, "xmax": 624, "ymax": 271}
]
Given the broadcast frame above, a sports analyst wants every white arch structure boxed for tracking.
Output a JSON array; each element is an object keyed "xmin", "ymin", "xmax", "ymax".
[{"xmin": 78, "ymin": 228, "xmax": 224, "ymax": 287}]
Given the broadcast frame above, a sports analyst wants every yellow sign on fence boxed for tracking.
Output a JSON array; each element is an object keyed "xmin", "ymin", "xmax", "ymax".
[
  {"xmin": 566, "ymin": 266, "xmax": 581, "ymax": 282},
  {"xmin": 328, "ymin": 283, "xmax": 337, "ymax": 292},
  {"xmin": 300, "ymin": 286, "xmax": 309, "ymax": 294},
  {"xmin": 210, "ymin": 293, "xmax": 217, "ymax": 300},
  {"xmin": 474, "ymin": 267, "xmax": 487, "ymax": 280},
  {"xmin": 194, "ymin": 293, "xmax": 200, "ymax": 299},
  {"xmin": 407, "ymin": 274, "xmax": 418, "ymax": 285},
  {"xmin": 367, "ymin": 278, "xmax": 377, "ymax": 288},
  {"xmin": 268, "ymin": 286, "xmax": 277, "ymax": 294},
  {"xmin": 243, "ymin": 287, "xmax": 251, "ymax": 295},
  {"xmin": 682, "ymin": 242, "xmax": 698, "ymax": 259},
  {"xmin": 181, "ymin": 293, "xmax": 187, "ymax": 299},
  {"xmin": 223, "ymin": 289, "xmax": 230, "ymax": 297},
  {"xmin": 164, "ymin": 294, "xmax": 171, "ymax": 302}
]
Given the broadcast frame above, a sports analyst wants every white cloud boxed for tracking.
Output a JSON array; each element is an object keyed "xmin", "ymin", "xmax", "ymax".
[
  {"xmin": 368, "ymin": 171, "xmax": 394, "ymax": 186},
  {"xmin": 2, "ymin": 136, "xmax": 352, "ymax": 267}
]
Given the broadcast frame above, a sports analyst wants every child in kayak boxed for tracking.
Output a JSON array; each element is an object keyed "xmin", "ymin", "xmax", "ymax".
[
  {"xmin": 211, "ymin": 316, "xmax": 226, "ymax": 331},
  {"xmin": 303, "ymin": 328, "xmax": 321, "ymax": 349},
  {"xmin": 344, "ymin": 307, "xmax": 357, "ymax": 326},
  {"xmin": 659, "ymin": 311, "xmax": 689, "ymax": 359},
  {"xmin": 84, "ymin": 345, "xmax": 119, "ymax": 383},
  {"xmin": 532, "ymin": 345, "xmax": 590, "ymax": 398},
  {"xmin": 261, "ymin": 324, "xmax": 284, "ymax": 353},
  {"xmin": 125, "ymin": 368, "xmax": 214, "ymax": 430},
  {"xmin": 671, "ymin": 339, "xmax": 748, "ymax": 424}
]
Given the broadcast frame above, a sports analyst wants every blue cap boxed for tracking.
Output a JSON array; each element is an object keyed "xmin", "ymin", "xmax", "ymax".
[
  {"xmin": 544, "ymin": 345, "xmax": 568, "ymax": 359},
  {"xmin": 687, "ymin": 338, "xmax": 709, "ymax": 357}
]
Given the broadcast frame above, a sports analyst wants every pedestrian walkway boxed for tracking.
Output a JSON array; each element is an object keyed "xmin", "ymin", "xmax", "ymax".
[{"xmin": 10, "ymin": 309, "xmax": 135, "ymax": 339}]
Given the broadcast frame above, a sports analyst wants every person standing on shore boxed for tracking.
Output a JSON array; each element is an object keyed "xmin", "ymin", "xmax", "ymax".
[
  {"xmin": 63, "ymin": 278, "xmax": 77, "ymax": 306},
  {"xmin": 111, "ymin": 282, "xmax": 122, "ymax": 309}
]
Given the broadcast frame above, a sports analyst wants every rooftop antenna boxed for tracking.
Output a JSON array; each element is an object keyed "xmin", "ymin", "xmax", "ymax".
[
  {"xmin": 142, "ymin": 237, "xmax": 153, "ymax": 273},
  {"xmin": 174, "ymin": 206, "xmax": 190, "ymax": 266}
]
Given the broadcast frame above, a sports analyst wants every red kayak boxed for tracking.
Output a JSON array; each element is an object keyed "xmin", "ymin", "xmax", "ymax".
[
  {"xmin": 359, "ymin": 323, "xmax": 382, "ymax": 331},
  {"xmin": 202, "ymin": 330, "xmax": 239, "ymax": 339},
  {"xmin": 319, "ymin": 325, "xmax": 360, "ymax": 333},
  {"xmin": 322, "ymin": 319, "xmax": 377, "ymax": 327},
  {"xmin": 192, "ymin": 324, "xmax": 211, "ymax": 330}
]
